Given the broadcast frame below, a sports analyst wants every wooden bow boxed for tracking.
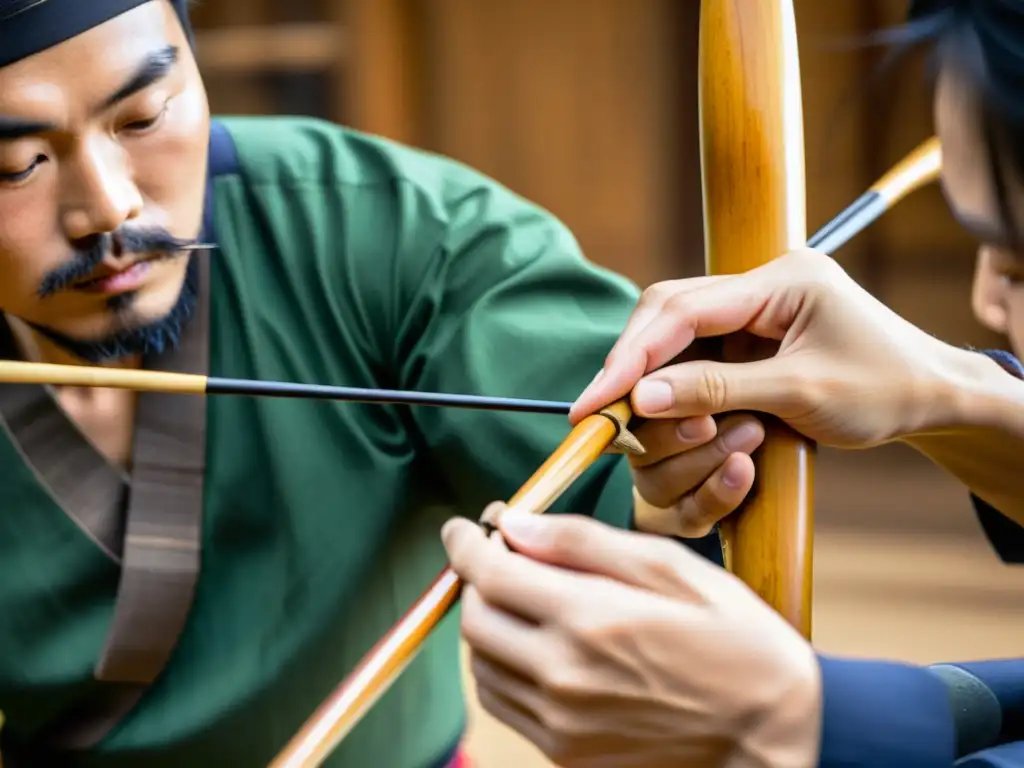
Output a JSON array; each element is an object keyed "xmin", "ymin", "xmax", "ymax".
[
  {"xmin": 699, "ymin": 0, "xmax": 942, "ymax": 636},
  {"xmin": 699, "ymin": 0, "xmax": 812, "ymax": 634}
]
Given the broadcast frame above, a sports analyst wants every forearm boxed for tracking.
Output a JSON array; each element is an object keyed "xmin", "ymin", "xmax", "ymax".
[{"xmin": 902, "ymin": 346, "xmax": 1024, "ymax": 524}]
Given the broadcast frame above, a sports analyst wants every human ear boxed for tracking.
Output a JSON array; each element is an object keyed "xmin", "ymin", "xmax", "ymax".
[{"xmin": 972, "ymin": 246, "xmax": 1010, "ymax": 334}]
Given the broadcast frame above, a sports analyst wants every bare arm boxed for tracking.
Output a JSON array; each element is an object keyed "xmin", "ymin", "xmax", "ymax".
[{"xmin": 903, "ymin": 347, "xmax": 1024, "ymax": 525}]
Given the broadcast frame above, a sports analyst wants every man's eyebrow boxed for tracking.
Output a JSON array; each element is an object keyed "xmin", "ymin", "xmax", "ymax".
[
  {"xmin": 0, "ymin": 45, "xmax": 180, "ymax": 142},
  {"xmin": 0, "ymin": 116, "xmax": 57, "ymax": 141},
  {"xmin": 100, "ymin": 44, "xmax": 179, "ymax": 110}
]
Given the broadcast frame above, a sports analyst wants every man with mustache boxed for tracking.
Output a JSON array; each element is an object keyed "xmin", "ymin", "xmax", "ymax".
[{"xmin": 0, "ymin": 1, "xmax": 752, "ymax": 767}]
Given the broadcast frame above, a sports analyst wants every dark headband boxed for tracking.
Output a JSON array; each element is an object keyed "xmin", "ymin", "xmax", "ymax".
[{"xmin": 0, "ymin": 0, "xmax": 153, "ymax": 68}]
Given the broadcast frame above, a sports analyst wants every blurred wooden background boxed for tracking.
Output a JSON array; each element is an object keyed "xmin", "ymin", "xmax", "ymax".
[{"xmin": 188, "ymin": 2, "xmax": 1024, "ymax": 765}]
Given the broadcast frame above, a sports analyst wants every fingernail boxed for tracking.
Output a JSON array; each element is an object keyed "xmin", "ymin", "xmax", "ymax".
[
  {"xmin": 722, "ymin": 464, "xmax": 745, "ymax": 489},
  {"xmin": 677, "ymin": 417, "xmax": 706, "ymax": 441},
  {"xmin": 723, "ymin": 423, "xmax": 762, "ymax": 452},
  {"xmin": 581, "ymin": 368, "xmax": 604, "ymax": 393},
  {"xmin": 633, "ymin": 380, "xmax": 674, "ymax": 414},
  {"xmin": 499, "ymin": 512, "xmax": 546, "ymax": 544},
  {"xmin": 441, "ymin": 519, "xmax": 457, "ymax": 545},
  {"xmin": 573, "ymin": 369, "xmax": 605, "ymax": 407}
]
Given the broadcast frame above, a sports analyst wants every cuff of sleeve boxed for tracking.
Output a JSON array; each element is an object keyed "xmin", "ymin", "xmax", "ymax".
[{"xmin": 817, "ymin": 655, "xmax": 955, "ymax": 767}]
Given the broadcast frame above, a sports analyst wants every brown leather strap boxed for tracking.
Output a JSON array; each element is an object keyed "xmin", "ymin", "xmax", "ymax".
[
  {"xmin": 0, "ymin": 326, "xmax": 127, "ymax": 563},
  {"xmin": 94, "ymin": 255, "xmax": 210, "ymax": 686}
]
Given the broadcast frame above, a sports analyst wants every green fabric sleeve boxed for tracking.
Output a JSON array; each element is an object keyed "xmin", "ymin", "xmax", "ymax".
[{"xmin": 386, "ymin": 164, "xmax": 642, "ymax": 528}]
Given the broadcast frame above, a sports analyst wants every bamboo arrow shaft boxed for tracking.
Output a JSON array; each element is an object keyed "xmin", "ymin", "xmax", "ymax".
[
  {"xmin": 0, "ymin": 360, "xmax": 573, "ymax": 415},
  {"xmin": 808, "ymin": 136, "xmax": 940, "ymax": 254},
  {"xmin": 267, "ymin": 400, "xmax": 632, "ymax": 768}
]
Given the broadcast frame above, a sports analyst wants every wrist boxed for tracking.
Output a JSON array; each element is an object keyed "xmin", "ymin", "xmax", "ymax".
[
  {"xmin": 902, "ymin": 343, "xmax": 1024, "ymax": 440},
  {"xmin": 730, "ymin": 644, "xmax": 822, "ymax": 768}
]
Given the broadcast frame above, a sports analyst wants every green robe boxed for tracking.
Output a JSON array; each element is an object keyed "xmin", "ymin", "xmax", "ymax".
[{"xmin": 0, "ymin": 115, "xmax": 720, "ymax": 767}]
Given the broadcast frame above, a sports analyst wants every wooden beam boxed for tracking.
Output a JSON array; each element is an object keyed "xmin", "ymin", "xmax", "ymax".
[
  {"xmin": 195, "ymin": 25, "xmax": 345, "ymax": 73},
  {"xmin": 334, "ymin": 0, "xmax": 424, "ymax": 144}
]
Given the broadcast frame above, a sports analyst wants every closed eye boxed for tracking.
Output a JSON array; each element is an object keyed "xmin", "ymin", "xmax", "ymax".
[
  {"xmin": 122, "ymin": 102, "xmax": 170, "ymax": 134},
  {"xmin": 0, "ymin": 155, "xmax": 45, "ymax": 183}
]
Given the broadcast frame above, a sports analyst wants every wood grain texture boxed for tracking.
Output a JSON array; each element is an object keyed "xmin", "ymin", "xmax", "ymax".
[{"xmin": 698, "ymin": 0, "xmax": 814, "ymax": 637}]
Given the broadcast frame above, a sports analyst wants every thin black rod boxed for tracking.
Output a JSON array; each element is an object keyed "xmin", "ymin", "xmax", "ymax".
[
  {"xmin": 206, "ymin": 377, "xmax": 573, "ymax": 415},
  {"xmin": 807, "ymin": 190, "xmax": 887, "ymax": 254},
  {"xmin": 201, "ymin": 194, "xmax": 880, "ymax": 417}
]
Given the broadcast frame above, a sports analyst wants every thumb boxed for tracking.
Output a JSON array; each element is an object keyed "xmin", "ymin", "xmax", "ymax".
[{"xmin": 631, "ymin": 356, "xmax": 809, "ymax": 420}]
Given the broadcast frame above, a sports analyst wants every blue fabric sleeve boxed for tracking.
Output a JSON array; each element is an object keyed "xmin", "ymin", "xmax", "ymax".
[{"xmin": 817, "ymin": 655, "xmax": 956, "ymax": 767}]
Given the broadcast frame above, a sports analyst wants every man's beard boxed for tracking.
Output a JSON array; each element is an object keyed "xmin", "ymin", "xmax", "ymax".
[
  {"xmin": 24, "ymin": 226, "xmax": 204, "ymax": 364},
  {"xmin": 26, "ymin": 257, "xmax": 200, "ymax": 364}
]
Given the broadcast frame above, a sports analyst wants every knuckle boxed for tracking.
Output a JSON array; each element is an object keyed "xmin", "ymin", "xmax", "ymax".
[
  {"xmin": 471, "ymin": 561, "xmax": 505, "ymax": 597},
  {"xmin": 544, "ymin": 516, "xmax": 592, "ymax": 556},
  {"xmin": 475, "ymin": 687, "xmax": 503, "ymax": 720},
  {"xmin": 711, "ymin": 431, "xmax": 736, "ymax": 459},
  {"xmin": 791, "ymin": 249, "xmax": 846, "ymax": 288},
  {"xmin": 696, "ymin": 366, "xmax": 729, "ymax": 412},
  {"xmin": 459, "ymin": 588, "xmax": 486, "ymax": 636},
  {"xmin": 639, "ymin": 544, "xmax": 689, "ymax": 587},
  {"xmin": 537, "ymin": 660, "xmax": 584, "ymax": 699},
  {"xmin": 633, "ymin": 474, "xmax": 676, "ymax": 510},
  {"xmin": 640, "ymin": 279, "xmax": 685, "ymax": 308},
  {"xmin": 683, "ymin": 494, "xmax": 732, "ymax": 536},
  {"xmin": 639, "ymin": 281, "xmax": 669, "ymax": 306},
  {"xmin": 663, "ymin": 290, "xmax": 695, "ymax": 319}
]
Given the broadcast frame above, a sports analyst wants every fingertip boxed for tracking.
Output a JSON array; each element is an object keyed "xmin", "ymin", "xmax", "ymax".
[
  {"xmin": 440, "ymin": 517, "xmax": 459, "ymax": 545},
  {"xmin": 677, "ymin": 415, "xmax": 717, "ymax": 444},
  {"xmin": 720, "ymin": 452, "xmax": 756, "ymax": 492},
  {"xmin": 496, "ymin": 511, "xmax": 549, "ymax": 549},
  {"xmin": 572, "ymin": 350, "xmax": 653, "ymax": 420},
  {"xmin": 571, "ymin": 381, "xmax": 628, "ymax": 423},
  {"xmin": 441, "ymin": 516, "xmax": 482, "ymax": 551}
]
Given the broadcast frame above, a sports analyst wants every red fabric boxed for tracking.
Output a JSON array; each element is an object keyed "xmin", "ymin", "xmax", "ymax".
[{"xmin": 447, "ymin": 748, "xmax": 473, "ymax": 768}]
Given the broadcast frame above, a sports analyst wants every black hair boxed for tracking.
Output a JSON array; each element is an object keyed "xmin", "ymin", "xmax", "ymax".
[
  {"xmin": 169, "ymin": 0, "xmax": 194, "ymax": 48},
  {"xmin": 887, "ymin": 1, "xmax": 1024, "ymax": 245}
]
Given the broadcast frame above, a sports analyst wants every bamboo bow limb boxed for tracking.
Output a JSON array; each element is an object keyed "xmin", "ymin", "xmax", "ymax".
[
  {"xmin": 267, "ymin": 400, "xmax": 635, "ymax": 768},
  {"xmin": 699, "ymin": 0, "xmax": 814, "ymax": 636}
]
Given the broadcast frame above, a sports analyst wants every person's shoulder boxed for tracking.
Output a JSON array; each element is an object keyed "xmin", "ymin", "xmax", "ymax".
[{"xmin": 213, "ymin": 114, "xmax": 519, "ymax": 204}]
